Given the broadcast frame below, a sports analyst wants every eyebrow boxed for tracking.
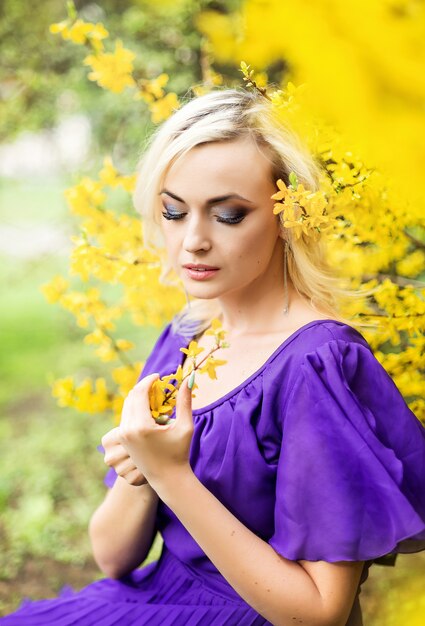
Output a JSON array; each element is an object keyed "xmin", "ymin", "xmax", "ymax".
[{"xmin": 159, "ymin": 189, "xmax": 254, "ymax": 205}]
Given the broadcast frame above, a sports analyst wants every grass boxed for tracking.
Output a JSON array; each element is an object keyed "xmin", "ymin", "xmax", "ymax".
[
  {"xmin": 0, "ymin": 176, "xmax": 424, "ymax": 621},
  {"xmin": 0, "ymin": 246, "xmax": 163, "ymax": 614}
]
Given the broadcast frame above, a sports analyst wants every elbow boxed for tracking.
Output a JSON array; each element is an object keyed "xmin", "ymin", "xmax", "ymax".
[
  {"xmin": 95, "ymin": 559, "xmax": 130, "ymax": 580},
  {"xmin": 88, "ymin": 515, "xmax": 128, "ymax": 580},
  {"xmin": 270, "ymin": 605, "xmax": 346, "ymax": 626}
]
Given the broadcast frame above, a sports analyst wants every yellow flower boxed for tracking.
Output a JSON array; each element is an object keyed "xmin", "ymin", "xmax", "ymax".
[
  {"xmin": 99, "ymin": 156, "xmax": 119, "ymax": 187},
  {"xmin": 135, "ymin": 73, "xmax": 169, "ymax": 102},
  {"xmin": 40, "ymin": 275, "xmax": 69, "ymax": 304},
  {"xmin": 149, "ymin": 92, "xmax": 180, "ymax": 124},
  {"xmin": 84, "ymin": 40, "xmax": 136, "ymax": 94},
  {"xmin": 99, "ymin": 156, "xmax": 137, "ymax": 192},
  {"xmin": 83, "ymin": 328, "xmax": 107, "ymax": 346},
  {"xmin": 199, "ymin": 356, "xmax": 227, "ymax": 380},
  {"xmin": 204, "ymin": 317, "xmax": 228, "ymax": 343},
  {"xmin": 149, "ymin": 379, "xmax": 175, "ymax": 420},
  {"xmin": 50, "ymin": 18, "xmax": 108, "ymax": 50},
  {"xmin": 49, "ymin": 20, "xmax": 70, "ymax": 36},
  {"xmin": 115, "ymin": 339, "xmax": 134, "ymax": 352},
  {"xmin": 66, "ymin": 19, "xmax": 94, "ymax": 44},
  {"xmin": 180, "ymin": 340, "xmax": 205, "ymax": 360},
  {"xmin": 51, "ymin": 377, "xmax": 75, "ymax": 407},
  {"xmin": 396, "ymin": 250, "xmax": 425, "ymax": 278},
  {"xmin": 271, "ymin": 178, "xmax": 291, "ymax": 203},
  {"xmin": 112, "ymin": 363, "xmax": 143, "ymax": 394},
  {"xmin": 64, "ymin": 178, "xmax": 106, "ymax": 216},
  {"xmin": 88, "ymin": 23, "xmax": 109, "ymax": 52}
]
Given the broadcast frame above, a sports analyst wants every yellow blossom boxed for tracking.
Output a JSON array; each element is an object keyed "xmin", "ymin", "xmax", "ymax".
[
  {"xmin": 112, "ymin": 363, "xmax": 144, "ymax": 395},
  {"xmin": 199, "ymin": 356, "xmax": 228, "ymax": 380},
  {"xmin": 84, "ymin": 40, "xmax": 136, "ymax": 94},
  {"xmin": 115, "ymin": 339, "xmax": 134, "ymax": 352},
  {"xmin": 50, "ymin": 19, "xmax": 108, "ymax": 49},
  {"xmin": 51, "ymin": 377, "xmax": 75, "ymax": 407},
  {"xmin": 40, "ymin": 275, "xmax": 69, "ymax": 304},
  {"xmin": 99, "ymin": 156, "xmax": 137, "ymax": 192},
  {"xmin": 204, "ymin": 317, "xmax": 228, "ymax": 344},
  {"xmin": 149, "ymin": 92, "xmax": 180, "ymax": 124},
  {"xmin": 135, "ymin": 73, "xmax": 169, "ymax": 103},
  {"xmin": 149, "ymin": 379, "xmax": 175, "ymax": 420},
  {"xmin": 64, "ymin": 178, "xmax": 106, "ymax": 216},
  {"xmin": 180, "ymin": 341, "xmax": 205, "ymax": 360}
]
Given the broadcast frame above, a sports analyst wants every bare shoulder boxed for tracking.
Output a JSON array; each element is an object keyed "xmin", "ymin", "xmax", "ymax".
[{"xmin": 298, "ymin": 558, "xmax": 365, "ymax": 625}]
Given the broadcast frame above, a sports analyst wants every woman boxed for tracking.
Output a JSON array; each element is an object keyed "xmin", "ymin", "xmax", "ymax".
[{"xmin": 2, "ymin": 89, "xmax": 425, "ymax": 625}]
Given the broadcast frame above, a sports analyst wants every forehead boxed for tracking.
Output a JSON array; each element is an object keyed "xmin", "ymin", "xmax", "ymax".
[{"xmin": 164, "ymin": 137, "xmax": 274, "ymax": 196}]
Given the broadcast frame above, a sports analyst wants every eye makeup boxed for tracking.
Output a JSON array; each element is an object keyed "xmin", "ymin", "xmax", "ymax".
[
  {"xmin": 161, "ymin": 205, "xmax": 247, "ymax": 225},
  {"xmin": 161, "ymin": 204, "xmax": 184, "ymax": 219}
]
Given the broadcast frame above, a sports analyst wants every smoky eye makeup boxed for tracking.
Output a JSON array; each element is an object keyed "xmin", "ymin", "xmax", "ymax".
[
  {"xmin": 161, "ymin": 204, "xmax": 185, "ymax": 220},
  {"xmin": 215, "ymin": 210, "xmax": 247, "ymax": 224}
]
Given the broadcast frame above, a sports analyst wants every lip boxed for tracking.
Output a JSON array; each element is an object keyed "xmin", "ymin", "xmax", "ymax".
[
  {"xmin": 183, "ymin": 264, "xmax": 219, "ymax": 270},
  {"xmin": 183, "ymin": 265, "xmax": 220, "ymax": 281}
]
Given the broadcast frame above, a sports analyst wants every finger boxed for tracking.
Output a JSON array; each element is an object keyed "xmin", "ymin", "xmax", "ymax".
[
  {"xmin": 130, "ymin": 372, "xmax": 161, "ymax": 428},
  {"xmin": 104, "ymin": 445, "xmax": 130, "ymax": 467},
  {"xmin": 120, "ymin": 386, "xmax": 137, "ymax": 429},
  {"xmin": 115, "ymin": 458, "xmax": 138, "ymax": 476},
  {"xmin": 101, "ymin": 427, "xmax": 121, "ymax": 448},
  {"xmin": 124, "ymin": 469, "xmax": 148, "ymax": 486},
  {"xmin": 175, "ymin": 376, "xmax": 193, "ymax": 428}
]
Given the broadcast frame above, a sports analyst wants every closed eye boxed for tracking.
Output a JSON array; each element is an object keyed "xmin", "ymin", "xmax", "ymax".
[
  {"xmin": 161, "ymin": 209, "xmax": 186, "ymax": 220},
  {"xmin": 216, "ymin": 214, "xmax": 245, "ymax": 224},
  {"xmin": 161, "ymin": 207, "xmax": 246, "ymax": 225}
]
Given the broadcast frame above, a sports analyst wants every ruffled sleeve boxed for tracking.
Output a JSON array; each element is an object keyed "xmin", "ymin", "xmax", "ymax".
[{"xmin": 268, "ymin": 338, "xmax": 425, "ymax": 564}]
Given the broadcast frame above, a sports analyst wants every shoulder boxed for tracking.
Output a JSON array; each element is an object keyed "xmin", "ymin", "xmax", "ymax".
[
  {"xmin": 266, "ymin": 319, "xmax": 382, "ymax": 409},
  {"xmin": 268, "ymin": 319, "xmax": 372, "ymax": 377},
  {"xmin": 293, "ymin": 319, "xmax": 371, "ymax": 353}
]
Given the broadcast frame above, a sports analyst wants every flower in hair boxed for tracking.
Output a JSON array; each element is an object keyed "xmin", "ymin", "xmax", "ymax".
[{"xmin": 272, "ymin": 172, "xmax": 332, "ymax": 240}]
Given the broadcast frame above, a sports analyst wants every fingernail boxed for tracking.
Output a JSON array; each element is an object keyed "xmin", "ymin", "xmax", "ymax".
[{"xmin": 188, "ymin": 370, "xmax": 195, "ymax": 390}]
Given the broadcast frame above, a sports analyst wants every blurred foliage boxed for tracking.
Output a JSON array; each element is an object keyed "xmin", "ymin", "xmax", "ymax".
[
  {"xmin": 0, "ymin": 0, "xmax": 244, "ymax": 161},
  {"xmin": 1, "ymin": 1, "xmax": 424, "ymax": 620},
  {"xmin": 41, "ymin": 2, "xmax": 425, "ymax": 426}
]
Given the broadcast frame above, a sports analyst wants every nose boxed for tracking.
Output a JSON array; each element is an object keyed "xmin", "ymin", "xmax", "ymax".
[{"xmin": 182, "ymin": 214, "xmax": 212, "ymax": 253}]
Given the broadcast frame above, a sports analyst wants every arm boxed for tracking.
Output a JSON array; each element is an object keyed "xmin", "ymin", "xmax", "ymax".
[
  {"xmin": 89, "ymin": 477, "xmax": 159, "ymax": 579},
  {"xmin": 119, "ymin": 374, "xmax": 364, "ymax": 625},
  {"xmin": 88, "ymin": 427, "xmax": 159, "ymax": 579},
  {"xmin": 155, "ymin": 468, "xmax": 364, "ymax": 626}
]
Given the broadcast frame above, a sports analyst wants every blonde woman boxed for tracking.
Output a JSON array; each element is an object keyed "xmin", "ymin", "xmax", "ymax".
[{"xmin": 3, "ymin": 89, "xmax": 425, "ymax": 626}]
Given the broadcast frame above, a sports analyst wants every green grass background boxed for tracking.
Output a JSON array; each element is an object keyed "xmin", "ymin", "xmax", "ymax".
[{"xmin": 0, "ymin": 176, "xmax": 423, "ymax": 622}]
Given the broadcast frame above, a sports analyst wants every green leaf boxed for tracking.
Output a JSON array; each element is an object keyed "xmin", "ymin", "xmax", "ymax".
[
  {"xmin": 289, "ymin": 171, "xmax": 299, "ymax": 189},
  {"xmin": 67, "ymin": 1, "xmax": 77, "ymax": 21}
]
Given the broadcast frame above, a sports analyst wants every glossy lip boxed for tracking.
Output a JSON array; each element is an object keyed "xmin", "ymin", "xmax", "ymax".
[
  {"xmin": 182, "ymin": 263, "xmax": 220, "ymax": 281},
  {"xmin": 183, "ymin": 264, "xmax": 220, "ymax": 270}
]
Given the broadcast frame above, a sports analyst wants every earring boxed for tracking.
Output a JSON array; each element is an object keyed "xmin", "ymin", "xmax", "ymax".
[{"xmin": 283, "ymin": 243, "xmax": 289, "ymax": 316}]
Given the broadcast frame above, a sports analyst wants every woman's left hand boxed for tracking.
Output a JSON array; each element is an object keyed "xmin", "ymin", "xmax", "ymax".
[{"xmin": 119, "ymin": 372, "xmax": 195, "ymax": 490}]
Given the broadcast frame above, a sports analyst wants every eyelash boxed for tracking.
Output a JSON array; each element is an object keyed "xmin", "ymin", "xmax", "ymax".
[{"xmin": 161, "ymin": 209, "xmax": 246, "ymax": 225}]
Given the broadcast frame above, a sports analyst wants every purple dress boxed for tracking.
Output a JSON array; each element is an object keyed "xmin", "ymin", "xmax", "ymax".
[{"xmin": 2, "ymin": 319, "xmax": 425, "ymax": 625}]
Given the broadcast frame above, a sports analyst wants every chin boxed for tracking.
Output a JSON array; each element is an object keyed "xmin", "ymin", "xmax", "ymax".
[{"xmin": 184, "ymin": 284, "xmax": 223, "ymax": 300}]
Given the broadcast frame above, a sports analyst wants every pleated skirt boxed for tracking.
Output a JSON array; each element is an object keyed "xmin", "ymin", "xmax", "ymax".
[{"xmin": 0, "ymin": 547, "xmax": 268, "ymax": 625}]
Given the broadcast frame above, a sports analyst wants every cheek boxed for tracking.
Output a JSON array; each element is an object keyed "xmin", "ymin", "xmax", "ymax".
[{"xmin": 234, "ymin": 221, "xmax": 279, "ymax": 262}]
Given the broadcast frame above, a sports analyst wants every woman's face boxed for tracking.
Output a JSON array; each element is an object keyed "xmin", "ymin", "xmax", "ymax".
[{"xmin": 159, "ymin": 136, "xmax": 284, "ymax": 301}]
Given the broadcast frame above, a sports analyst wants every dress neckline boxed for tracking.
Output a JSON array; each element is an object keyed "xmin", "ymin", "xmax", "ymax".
[{"xmin": 175, "ymin": 318, "xmax": 346, "ymax": 415}]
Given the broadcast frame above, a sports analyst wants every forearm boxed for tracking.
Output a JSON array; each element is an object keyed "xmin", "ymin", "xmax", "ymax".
[
  {"xmin": 89, "ymin": 476, "xmax": 159, "ymax": 579},
  {"xmin": 154, "ymin": 470, "xmax": 329, "ymax": 626}
]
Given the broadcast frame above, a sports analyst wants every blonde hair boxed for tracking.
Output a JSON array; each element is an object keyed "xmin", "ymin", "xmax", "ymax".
[{"xmin": 133, "ymin": 87, "xmax": 374, "ymax": 338}]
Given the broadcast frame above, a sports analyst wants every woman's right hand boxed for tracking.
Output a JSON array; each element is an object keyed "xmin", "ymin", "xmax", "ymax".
[{"xmin": 101, "ymin": 427, "xmax": 148, "ymax": 486}]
